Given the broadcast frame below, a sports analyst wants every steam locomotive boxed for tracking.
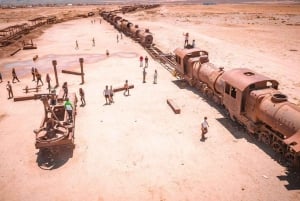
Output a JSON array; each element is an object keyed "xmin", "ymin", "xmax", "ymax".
[
  {"xmin": 100, "ymin": 11, "xmax": 300, "ymax": 168},
  {"xmin": 173, "ymin": 48, "xmax": 300, "ymax": 167}
]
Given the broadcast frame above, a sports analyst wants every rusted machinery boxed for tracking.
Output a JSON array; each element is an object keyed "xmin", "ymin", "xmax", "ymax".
[
  {"xmin": 100, "ymin": 11, "xmax": 154, "ymax": 48},
  {"xmin": 101, "ymin": 8, "xmax": 300, "ymax": 168},
  {"xmin": 34, "ymin": 93, "xmax": 77, "ymax": 169},
  {"xmin": 173, "ymin": 47, "xmax": 300, "ymax": 168}
]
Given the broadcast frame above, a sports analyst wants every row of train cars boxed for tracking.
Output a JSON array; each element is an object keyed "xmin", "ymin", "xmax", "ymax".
[{"xmin": 100, "ymin": 10, "xmax": 300, "ymax": 169}]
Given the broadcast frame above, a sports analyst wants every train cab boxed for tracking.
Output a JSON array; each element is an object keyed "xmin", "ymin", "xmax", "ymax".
[
  {"xmin": 221, "ymin": 68, "xmax": 278, "ymax": 122},
  {"xmin": 174, "ymin": 48, "xmax": 208, "ymax": 76}
]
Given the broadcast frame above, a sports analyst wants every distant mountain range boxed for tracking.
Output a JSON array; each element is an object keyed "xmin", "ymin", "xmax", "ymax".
[{"xmin": 0, "ymin": 0, "xmax": 298, "ymax": 6}]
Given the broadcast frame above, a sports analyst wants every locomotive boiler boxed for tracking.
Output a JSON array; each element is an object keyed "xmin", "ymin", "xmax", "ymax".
[{"xmin": 174, "ymin": 47, "xmax": 300, "ymax": 167}]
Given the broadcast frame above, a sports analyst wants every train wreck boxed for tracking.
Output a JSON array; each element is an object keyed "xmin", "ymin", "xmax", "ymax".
[
  {"xmin": 100, "ymin": 11, "xmax": 300, "ymax": 168},
  {"xmin": 34, "ymin": 92, "xmax": 77, "ymax": 169}
]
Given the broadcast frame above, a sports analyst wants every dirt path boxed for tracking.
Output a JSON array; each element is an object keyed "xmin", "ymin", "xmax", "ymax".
[{"xmin": 0, "ymin": 4, "xmax": 299, "ymax": 201}]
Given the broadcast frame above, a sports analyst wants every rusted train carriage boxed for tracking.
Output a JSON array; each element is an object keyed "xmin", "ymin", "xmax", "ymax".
[
  {"xmin": 100, "ymin": 11, "xmax": 154, "ymax": 48},
  {"xmin": 174, "ymin": 48, "xmax": 300, "ymax": 167}
]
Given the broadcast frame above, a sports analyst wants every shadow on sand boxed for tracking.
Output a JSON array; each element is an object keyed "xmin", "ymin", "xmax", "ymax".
[
  {"xmin": 36, "ymin": 147, "xmax": 74, "ymax": 170},
  {"xmin": 172, "ymin": 79, "xmax": 300, "ymax": 189}
]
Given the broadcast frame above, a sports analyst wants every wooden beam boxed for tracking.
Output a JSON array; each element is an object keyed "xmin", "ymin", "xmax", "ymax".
[
  {"xmin": 62, "ymin": 69, "xmax": 84, "ymax": 76},
  {"xmin": 167, "ymin": 99, "xmax": 180, "ymax": 114},
  {"xmin": 14, "ymin": 95, "xmax": 36, "ymax": 102},
  {"xmin": 113, "ymin": 85, "xmax": 134, "ymax": 92},
  {"xmin": 10, "ymin": 48, "xmax": 21, "ymax": 56}
]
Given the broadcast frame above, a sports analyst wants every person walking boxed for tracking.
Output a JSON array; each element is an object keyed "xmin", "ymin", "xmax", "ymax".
[
  {"xmin": 109, "ymin": 85, "xmax": 114, "ymax": 104},
  {"xmin": 103, "ymin": 85, "xmax": 110, "ymax": 104},
  {"xmin": 62, "ymin": 82, "xmax": 68, "ymax": 100},
  {"xmin": 46, "ymin": 73, "xmax": 51, "ymax": 92},
  {"xmin": 123, "ymin": 80, "xmax": 130, "ymax": 96},
  {"xmin": 144, "ymin": 56, "xmax": 149, "ymax": 68},
  {"xmin": 143, "ymin": 68, "xmax": 147, "ymax": 83},
  {"xmin": 92, "ymin": 37, "xmax": 95, "ymax": 47},
  {"xmin": 31, "ymin": 67, "xmax": 35, "ymax": 81},
  {"xmin": 201, "ymin": 117, "xmax": 209, "ymax": 140},
  {"xmin": 12, "ymin": 68, "xmax": 20, "ymax": 83},
  {"xmin": 0, "ymin": 72, "xmax": 2, "ymax": 83},
  {"xmin": 79, "ymin": 88, "xmax": 86, "ymax": 106},
  {"xmin": 64, "ymin": 98, "xmax": 73, "ymax": 122},
  {"xmin": 153, "ymin": 69, "xmax": 158, "ymax": 84},
  {"xmin": 36, "ymin": 72, "xmax": 43, "ymax": 86},
  {"xmin": 120, "ymin": 33, "xmax": 123, "ymax": 39},
  {"xmin": 117, "ymin": 34, "xmax": 119, "ymax": 43},
  {"xmin": 6, "ymin": 81, "xmax": 13, "ymax": 99},
  {"xmin": 75, "ymin": 40, "xmax": 79, "ymax": 49}
]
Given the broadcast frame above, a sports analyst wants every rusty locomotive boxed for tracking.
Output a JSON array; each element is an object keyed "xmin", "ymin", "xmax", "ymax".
[
  {"xmin": 100, "ymin": 11, "xmax": 300, "ymax": 168},
  {"xmin": 173, "ymin": 48, "xmax": 300, "ymax": 167},
  {"xmin": 100, "ymin": 11, "xmax": 153, "ymax": 47}
]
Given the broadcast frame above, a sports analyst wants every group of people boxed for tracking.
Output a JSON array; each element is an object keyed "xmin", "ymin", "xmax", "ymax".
[
  {"xmin": 116, "ymin": 33, "xmax": 123, "ymax": 43},
  {"xmin": 75, "ymin": 38, "xmax": 96, "ymax": 49},
  {"xmin": 183, "ymin": 32, "xmax": 196, "ymax": 49},
  {"xmin": 103, "ymin": 85, "xmax": 114, "ymax": 105},
  {"xmin": 139, "ymin": 56, "xmax": 158, "ymax": 84},
  {"xmin": 139, "ymin": 55, "xmax": 149, "ymax": 67},
  {"xmin": 31, "ymin": 67, "xmax": 47, "ymax": 87}
]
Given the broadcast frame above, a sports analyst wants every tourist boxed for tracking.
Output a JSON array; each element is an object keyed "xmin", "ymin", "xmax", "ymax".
[
  {"xmin": 103, "ymin": 85, "xmax": 110, "ymax": 104},
  {"xmin": 12, "ymin": 68, "xmax": 20, "ymax": 83},
  {"xmin": 46, "ymin": 73, "xmax": 51, "ymax": 92},
  {"xmin": 6, "ymin": 81, "xmax": 13, "ymax": 99},
  {"xmin": 36, "ymin": 72, "xmax": 43, "ymax": 86},
  {"xmin": 124, "ymin": 80, "xmax": 130, "ymax": 96},
  {"xmin": 183, "ymin": 32, "xmax": 189, "ymax": 48},
  {"xmin": 109, "ymin": 85, "xmax": 114, "ymax": 104},
  {"xmin": 62, "ymin": 82, "xmax": 68, "ymax": 100},
  {"xmin": 153, "ymin": 69, "xmax": 158, "ymax": 84},
  {"xmin": 143, "ymin": 68, "xmax": 147, "ymax": 83},
  {"xmin": 145, "ymin": 56, "xmax": 149, "ymax": 68},
  {"xmin": 64, "ymin": 98, "xmax": 73, "ymax": 122},
  {"xmin": 201, "ymin": 117, "xmax": 209, "ymax": 140},
  {"xmin": 31, "ymin": 67, "xmax": 35, "ymax": 81},
  {"xmin": 79, "ymin": 88, "xmax": 86, "ymax": 106},
  {"xmin": 139, "ymin": 56, "xmax": 143, "ymax": 67}
]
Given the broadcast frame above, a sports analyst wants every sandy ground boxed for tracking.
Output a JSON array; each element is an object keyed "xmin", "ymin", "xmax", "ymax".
[{"xmin": 0, "ymin": 4, "xmax": 300, "ymax": 201}]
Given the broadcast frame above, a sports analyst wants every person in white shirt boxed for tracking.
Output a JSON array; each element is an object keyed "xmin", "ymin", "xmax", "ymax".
[
  {"xmin": 103, "ymin": 85, "xmax": 110, "ymax": 105},
  {"xmin": 201, "ymin": 117, "xmax": 209, "ymax": 140}
]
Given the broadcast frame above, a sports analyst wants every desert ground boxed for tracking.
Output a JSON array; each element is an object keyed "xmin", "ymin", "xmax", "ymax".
[{"xmin": 0, "ymin": 3, "xmax": 300, "ymax": 201}]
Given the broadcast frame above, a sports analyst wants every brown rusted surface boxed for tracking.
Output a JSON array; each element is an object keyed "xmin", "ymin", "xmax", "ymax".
[
  {"xmin": 14, "ymin": 95, "xmax": 36, "ymax": 102},
  {"xmin": 62, "ymin": 70, "xmax": 84, "ymax": 76},
  {"xmin": 167, "ymin": 99, "xmax": 181, "ymax": 114},
  {"xmin": 256, "ymin": 93, "xmax": 300, "ymax": 139},
  {"xmin": 113, "ymin": 84, "xmax": 134, "ymax": 93},
  {"xmin": 35, "ymin": 92, "xmax": 77, "ymax": 150},
  {"xmin": 221, "ymin": 68, "xmax": 279, "ymax": 91}
]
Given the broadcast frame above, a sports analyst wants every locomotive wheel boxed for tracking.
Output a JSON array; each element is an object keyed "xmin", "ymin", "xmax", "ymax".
[
  {"xmin": 271, "ymin": 141, "xmax": 284, "ymax": 155},
  {"xmin": 260, "ymin": 133, "xmax": 271, "ymax": 145},
  {"xmin": 284, "ymin": 152, "xmax": 295, "ymax": 166}
]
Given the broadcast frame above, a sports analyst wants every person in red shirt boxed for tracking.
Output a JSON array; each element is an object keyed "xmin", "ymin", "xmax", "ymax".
[{"xmin": 139, "ymin": 56, "xmax": 143, "ymax": 67}]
